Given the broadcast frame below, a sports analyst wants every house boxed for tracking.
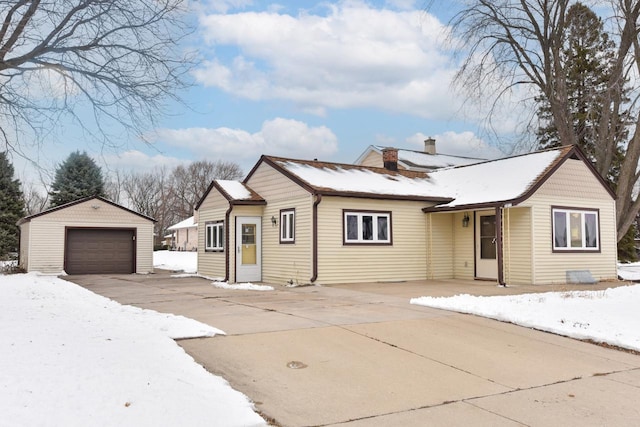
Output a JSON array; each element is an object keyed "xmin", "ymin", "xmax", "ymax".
[
  {"xmin": 355, "ymin": 138, "xmax": 485, "ymax": 172},
  {"xmin": 18, "ymin": 196, "xmax": 155, "ymax": 275},
  {"xmin": 195, "ymin": 145, "xmax": 617, "ymax": 286},
  {"xmin": 167, "ymin": 216, "xmax": 197, "ymax": 251}
]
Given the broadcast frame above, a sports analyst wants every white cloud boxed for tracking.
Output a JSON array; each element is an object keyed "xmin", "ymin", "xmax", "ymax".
[
  {"xmin": 101, "ymin": 150, "xmax": 186, "ymax": 174},
  {"xmin": 203, "ymin": 0, "xmax": 254, "ymax": 13},
  {"xmin": 153, "ymin": 118, "xmax": 339, "ymax": 164},
  {"xmin": 195, "ymin": 2, "xmax": 462, "ymax": 118},
  {"xmin": 405, "ymin": 131, "xmax": 504, "ymax": 160}
]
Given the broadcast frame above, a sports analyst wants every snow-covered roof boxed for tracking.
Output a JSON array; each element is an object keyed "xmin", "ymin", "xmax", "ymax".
[
  {"xmin": 216, "ymin": 180, "xmax": 254, "ymax": 200},
  {"xmin": 397, "ymin": 148, "xmax": 483, "ymax": 170},
  {"xmin": 263, "ymin": 146, "xmax": 584, "ymax": 207},
  {"xmin": 425, "ymin": 148, "xmax": 567, "ymax": 209},
  {"xmin": 356, "ymin": 145, "xmax": 485, "ymax": 171},
  {"xmin": 167, "ymin": 216, "xmax": 196, "ymax": 230},
  {"xmin": 270, "ymin": 158, "xmax": 451, "ymax": 202},
  {"xmin": 194, "ymin": 179, "xmax": 266, "ymax": 210}
]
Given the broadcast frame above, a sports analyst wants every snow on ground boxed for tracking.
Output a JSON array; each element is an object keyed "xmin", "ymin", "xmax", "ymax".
[
  {"xmin": 0, "ymin": 272, "xmax": 266, "ymax": 427},
  {"xmin": 411, "ymin": 284, "xmax": 640, "ymax": 352},
  {"xmin": 153, "ymin": 250, "xmax": 197, "ymax": 273},
  {"xmin": 213, "ymin": 281, "xmax": 274, "ymax": 291},
  {"xmin": 617, "ymin": 262, "xmax": 640, "ymax": 281}
]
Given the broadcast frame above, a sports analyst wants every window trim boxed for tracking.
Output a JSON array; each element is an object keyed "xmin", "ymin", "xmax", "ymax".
[
  {"xmin": 342, "ymin": 209, "xmax": 392, "ymax": 245},
  {"xmin": 205, "ymin": 220, "xmax": 224, "ymax": 252},
  {"xmin": 280, "ymin": 208, "xmax": 295, "ymax": 244},
  {"xmin": 551, "ymin": 206, "xmax": 601, "ymax": 253}
]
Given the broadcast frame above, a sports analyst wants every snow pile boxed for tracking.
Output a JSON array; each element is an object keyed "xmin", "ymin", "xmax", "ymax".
[
  {"xmin": 411, "ymin": 285, "xmax": 640, "ymax": 351},
  {"xmin": 0, "ymin": 273, "xmax": 266, "ymax": 427},
  {"xmin": 213, "ymin": 281, "xmax": 274, "ymax": 291},
  {"xmin": 154, "ymin": 250, "xmax": 197, "ymax": 273},
  {"xmin": 617, "ymin": 262, "xmax": 640, "ymax": 281}
]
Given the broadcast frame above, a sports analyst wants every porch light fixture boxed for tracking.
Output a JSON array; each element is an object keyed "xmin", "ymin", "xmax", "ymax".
[
  {"xmin": 462, "ymin": 213, "xmax": 470, "ymax": 228},
  {"xmin": 271, "ymin": 215, "xmax": 277, "ymax": 226}
]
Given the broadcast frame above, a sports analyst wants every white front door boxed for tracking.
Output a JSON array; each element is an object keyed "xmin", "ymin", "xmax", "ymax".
[
  {"xmin": 236, "ymin": 217, "xmax": 261, "ymax": 282},
  {"xmin": 475, "ymin": 211, "xmax": 498, "ymax": 280}
]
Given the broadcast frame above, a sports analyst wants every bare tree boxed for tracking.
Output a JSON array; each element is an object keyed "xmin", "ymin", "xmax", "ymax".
[
  {"xmin": 0, "ymin": 0, "xmax": 192, "ymax": 155},
  {"xmin": 169, "ymin": 160, "xmax": 243, "ymax": 219},
  {"xmin": 122, "ymin": 167, "xmax": 174, "ymax": 246},
  {"xmin": 21, "ymin": 180, "xmax": 48, "ymax": 215},
  {"xmin": 450, "ymin": 0, "xmax": 640, "ymax": 240}
]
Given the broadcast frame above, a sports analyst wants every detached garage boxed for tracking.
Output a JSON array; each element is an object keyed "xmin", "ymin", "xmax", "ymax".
[{"xmin": 18, "ymin": 196, "xmax": 155, "ymax": 275}]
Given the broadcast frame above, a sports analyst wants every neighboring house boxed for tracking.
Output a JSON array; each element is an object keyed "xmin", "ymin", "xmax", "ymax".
[
  {"xmin": 355, "ymin": 138, "xmax": 485, "ymax": 172},
  {"xmin": 196, "ymin": 145, "xmax": 617, "ymax": 286},
  {"xmin": 167, "ymin": 216, "xmax": 197, "ymax": 251},
  {"xmin": 18, "ymin": 196, "xmax": 155, "ymax": 274}
]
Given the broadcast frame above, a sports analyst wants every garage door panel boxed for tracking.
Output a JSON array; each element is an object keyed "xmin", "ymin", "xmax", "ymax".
[{"xmin": 66, "ymin": 229, "xmax": 135, "ymax": 274}]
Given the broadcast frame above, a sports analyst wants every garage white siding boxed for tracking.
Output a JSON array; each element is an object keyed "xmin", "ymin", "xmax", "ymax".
[{"xmin": 19, "ymin": 197, "xmax": 154, "ymax": 274}]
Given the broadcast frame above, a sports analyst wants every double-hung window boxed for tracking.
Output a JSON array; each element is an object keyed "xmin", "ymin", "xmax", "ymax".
[
  {"xmin": 205, "ymin": 221, "xmax": 224, "ymax": 251},
  {"xmin": 280, "ymin": 209, "xmax": 295, "ymax": 243},
  {"xmin": 552, "ymin": 207, "xmax": 599, "ymax": 252},
  {"xmin": 344, "ymin": 210, "xmax": 391, "ymax": 244}
]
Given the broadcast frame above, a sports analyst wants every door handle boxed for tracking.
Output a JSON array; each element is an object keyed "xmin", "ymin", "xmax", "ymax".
[{"xmin": 492, "ymin": 237, "xmax": 496, "ymax": 244}]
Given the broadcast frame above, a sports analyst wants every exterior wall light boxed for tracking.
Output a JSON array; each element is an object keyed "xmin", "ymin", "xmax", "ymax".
[
  {"xmin": 462, "ymin": 213, "xmax": 470, "ymax": 228},
  {"xmin": 271, "ymin": 215, "xmax": 277, "ymax": 226}
]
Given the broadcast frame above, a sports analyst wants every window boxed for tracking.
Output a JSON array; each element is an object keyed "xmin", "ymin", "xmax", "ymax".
[
  {"xmin": 205, "ymin": 221, "xmax": 224, "ymax": 251},
  {"xmin": 280, "ymin": 209, "xmax": 295, "ymax": 243},
  {"xmin": 344, "ymin": 210, "xmax": 391, "ymax": 244},
  {"xmin": 552, "ymin": 207, "xmax": 599, "ymax": 251}
]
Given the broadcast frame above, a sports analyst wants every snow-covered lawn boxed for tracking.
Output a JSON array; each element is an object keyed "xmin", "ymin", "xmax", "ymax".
[
  {"xmin": 0, "ymin": 272, "xmax": 266, "ymax": 427},
  {"xmin": 153, "ymin": 250, "xmax": 197, "ymax": 273},
  {"xmin": 411, "ymin": 283, "xmax": 640, "ymax": 352}
]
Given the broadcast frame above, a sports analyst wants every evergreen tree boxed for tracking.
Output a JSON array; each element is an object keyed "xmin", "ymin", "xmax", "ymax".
[
  {"xmin": 49, "ymin": 151, "xmax": 106, "ymax": 207},
  {"xmin": 536, "ymin": 3, "xmax": 630, "ymax": 184},
  {"xmin": 0, "ymin": 152, "xmax": 25, "ymax": 257}
]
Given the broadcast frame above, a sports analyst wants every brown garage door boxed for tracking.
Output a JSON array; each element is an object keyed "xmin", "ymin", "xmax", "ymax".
[{"xmin": 65, "ymin": 228, "xmax": 135, "ymax": 274}]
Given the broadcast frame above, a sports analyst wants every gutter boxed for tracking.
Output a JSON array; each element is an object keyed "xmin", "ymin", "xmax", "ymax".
[
  {"xmin": 224, "ymin": 204, "xmax": 233, "ymax": 282},
  {"xmin": 496, "ymin": 204, "xmax": 507, "ymax": 287},
  {"xmin": 310, "ymin": 193, "xmax": 322, "ymax": 283}
]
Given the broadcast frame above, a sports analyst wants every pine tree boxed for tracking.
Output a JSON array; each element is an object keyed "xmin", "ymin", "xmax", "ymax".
[
  {"xmin": 536, "ymin": 2, "xmax": 629, "ymax": 184},
  {"xmin": 49, "ymin": 151, "xmax": 106, "ymax": 207},
  {"xmin": 0, "ymin": 152, "xmax": 25, "ymax": 258}
]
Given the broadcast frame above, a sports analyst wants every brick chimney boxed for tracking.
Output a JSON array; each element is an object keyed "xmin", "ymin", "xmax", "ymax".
[
  {"xmin": 424, "ymin": 137, "xmax": 436, "ymax": 155},
  {"xmin": 382, "ymin": 147, "xmax": 398, "ymax": 171}
]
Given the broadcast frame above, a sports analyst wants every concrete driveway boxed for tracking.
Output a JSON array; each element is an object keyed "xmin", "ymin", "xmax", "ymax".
[{"xmin": 69, "ymin": 272, "xmax": 640, "ymax": 426}]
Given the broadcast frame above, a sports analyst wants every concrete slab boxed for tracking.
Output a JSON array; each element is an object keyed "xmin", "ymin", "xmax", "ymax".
[
  {"xmin": 179, "ymin": 326, "xmax": 510, "ymax": 427},
  {"xmin": 345, "ymin": 315, "xmax": 640, "ymax": 390},
  {"xmin": 67, "ymin": 273, "xmax": 640, "ymax": 427},
  {"xmin": 469, "ymin": 375, "xmax": 640, "ymax": 426},
  {"xmin": 326, "ymin": 401, "xmax": 523, "ymax": 426}
]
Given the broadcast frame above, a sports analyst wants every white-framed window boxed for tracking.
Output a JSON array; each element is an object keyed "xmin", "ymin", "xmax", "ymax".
[
  {"xmin": 205, "ymin": 221, "xmax": 224, "ymax": 251},
  {"xmin": 552, "ymin": 207, "xmax": 599, "ymax": 251},
  {"xmin": 344, "ymin": 210, "xmax": 391, "ymax": 244},
  {"xmin": 280, "ymin": 209, "xmax": 295, "ymax": 243}
]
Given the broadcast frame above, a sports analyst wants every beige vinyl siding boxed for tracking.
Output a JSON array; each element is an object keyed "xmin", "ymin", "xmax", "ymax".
[
  {"xmin": 197, "ymin": 187, "xmax": 229, "ymax": 279},
  {"xmin": 24, "ymin": 199, "xmax": 153, "ymax": 274},
  {"xmin": 502, "ymin": 207, "xmax": 532, "ymax": 285},
  {"xmin": 358, "ymin": 151, "xmax": 383, "ymax": 168},
  {"xmin": 246, "ymin": 163, "xmax": 312, "ymax": 285},
  {"xmin": 520, "ymin": 159, "xmax": 617, "ymax": 284},
  {"xmin": 425, "ymin": 213, "xmax": 453, "ymax": 279},
  {"xmin": 316, "ymin": 197, "xmax": 429, "ymax": 284},
  {"xmin": 452, "ymin": 211, "xmax": 475, "ymax": 279},
  {"xmin": 174, "ymin": 226, "xmax": 197, "ymax": 251},
  {"xmin": 229, "ymin": 206, "xmax": 263, "ymax": 283}
]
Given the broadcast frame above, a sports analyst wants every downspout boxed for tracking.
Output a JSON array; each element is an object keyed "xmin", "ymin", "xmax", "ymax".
[
  {"xmin": 224, "ymin": 204, "xmax": 233, "ymax": 282},
  {"xmin": 496, "ymin": 205, "xmax": 506, "ymax": 287},
  {"xmin": 310, "ymin": 193, "xmax": 322, "ymax": 283}
]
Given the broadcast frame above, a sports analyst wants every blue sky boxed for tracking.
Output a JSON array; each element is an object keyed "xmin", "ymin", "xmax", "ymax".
[{"xmin": 15, "ymin": 0, "xmax": 519, "ymax": 186}]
